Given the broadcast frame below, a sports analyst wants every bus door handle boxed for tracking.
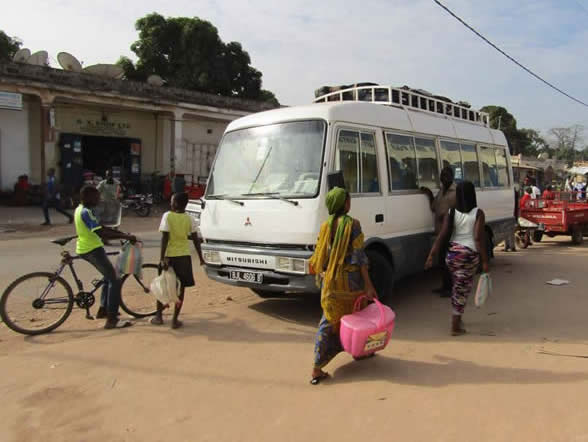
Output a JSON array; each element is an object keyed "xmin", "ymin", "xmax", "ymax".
[{"xmin": 375, "ymin": 214, "xmax": 384, "ymax": 223}]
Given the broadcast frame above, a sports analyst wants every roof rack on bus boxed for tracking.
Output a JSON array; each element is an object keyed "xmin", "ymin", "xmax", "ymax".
[{"xmin": 313, "ymin": 85, "xmax": 490, "ymax": 127}]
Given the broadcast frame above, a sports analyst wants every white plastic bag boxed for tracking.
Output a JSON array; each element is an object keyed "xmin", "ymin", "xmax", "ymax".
[
  {"xmin": 149, "ymin": 268, "xmax": 180, "ymax": 305},
  {"xmin": 475, "ymin": 273, "xmax": 492, "ymax": 307}
]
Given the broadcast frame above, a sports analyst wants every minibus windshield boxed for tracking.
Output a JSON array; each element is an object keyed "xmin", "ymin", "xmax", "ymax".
[{"xmin": 206, "ymin": 120, "xmax": 326, "ymax": 199}]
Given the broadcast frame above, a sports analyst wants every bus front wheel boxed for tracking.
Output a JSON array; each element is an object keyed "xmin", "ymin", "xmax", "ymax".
[{"xmin": 365, "ymin": 249, "xmax": 394, "ymax": 300}]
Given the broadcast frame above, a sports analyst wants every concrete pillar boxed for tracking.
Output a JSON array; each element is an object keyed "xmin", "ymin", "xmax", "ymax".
[
  {"xmin": 37, "ymin": 91, "xmax": 56, "ymax": 184},
  {"xmin": 171, "ymin": 111, "xmax": 184, "ymax": 174}
]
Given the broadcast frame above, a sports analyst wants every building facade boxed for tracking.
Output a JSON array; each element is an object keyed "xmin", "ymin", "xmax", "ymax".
[{"xmin": 0, "ymin": 62, "xmax": 277, "ymax": 193}]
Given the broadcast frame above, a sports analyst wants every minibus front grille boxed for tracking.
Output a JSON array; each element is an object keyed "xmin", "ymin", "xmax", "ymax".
[{"xmin": 205, "ymin": 239, "xmax": 315, "ymax": 252}]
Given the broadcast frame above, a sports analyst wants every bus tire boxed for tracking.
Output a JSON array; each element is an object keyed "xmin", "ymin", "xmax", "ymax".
[{"xmin": 365, "ymin": 249, "xmax": 394, "ymax": 300}]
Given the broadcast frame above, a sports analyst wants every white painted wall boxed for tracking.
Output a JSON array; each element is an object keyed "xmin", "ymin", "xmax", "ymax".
[{"xmin": 0, "ymin": 104, "xmax": 30, "ymax": 191}]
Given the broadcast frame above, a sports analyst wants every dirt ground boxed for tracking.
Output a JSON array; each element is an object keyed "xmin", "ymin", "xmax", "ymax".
[{"xmin": 1, "ymin": 230, "xmax": 588, "ymax": 442}]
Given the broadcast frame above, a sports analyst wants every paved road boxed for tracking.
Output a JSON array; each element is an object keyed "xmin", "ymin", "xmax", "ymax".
[{"xmin": 1, "ymin": 231, "xmax": 588, "ymax": 442}]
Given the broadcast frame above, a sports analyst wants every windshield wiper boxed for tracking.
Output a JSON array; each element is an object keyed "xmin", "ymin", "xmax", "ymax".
[
  {"xmin": 206, "ymin": 194, "xmax": 244, "ymax": 206},
  {"xmin": 242, "ymin": 192, "xmax": 299, "ymax": 206}
]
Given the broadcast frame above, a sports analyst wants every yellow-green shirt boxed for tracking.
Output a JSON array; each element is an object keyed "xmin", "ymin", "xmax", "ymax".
[
  {"xmin": 74, "ymin": 205, "xmax": 103, "ymax": 255},
  {"xmin": 159, "ymin": 211, "xmax": 198, "ymax": 257}
]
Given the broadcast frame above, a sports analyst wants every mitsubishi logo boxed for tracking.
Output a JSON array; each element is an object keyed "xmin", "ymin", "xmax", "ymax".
[{"xmin": 244, "ymin": 217, "xmax": 252, "ymax": 226}]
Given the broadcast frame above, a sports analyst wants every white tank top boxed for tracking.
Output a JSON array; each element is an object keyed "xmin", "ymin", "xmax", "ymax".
[{"xmin": 450, "ymin": 208, "xmax": 479, "ymax": 252}]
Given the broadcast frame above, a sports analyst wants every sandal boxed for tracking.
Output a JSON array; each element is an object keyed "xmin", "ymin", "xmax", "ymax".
[
  {"xmin": 150, "ymin": 316, "xmax": 164, "ymax": 326},
  {"xmin": 104, "ymin": 319, "xmax": 133, "ymax": 329},
  {"xmin": 310, "ymin": 372, "xmax": 330, "ymax": 385},
  {"xmin": 451, "ymin": 328, "xmax": 467, "ymax": 336}
]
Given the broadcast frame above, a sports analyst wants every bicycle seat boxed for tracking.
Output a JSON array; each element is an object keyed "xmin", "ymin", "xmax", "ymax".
[{"xmin": 51, "ymin": 235, "xmax": 77, "ymax": 246}]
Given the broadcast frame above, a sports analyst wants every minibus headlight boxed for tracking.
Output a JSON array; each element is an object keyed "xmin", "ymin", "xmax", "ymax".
[
  {"xmin": 277, "ymin": 257, "xmax": 291, "ymax": 271},
  {"xmin": 203, "ymin": 250, "xmax": 221, "ymax": 265},
  {"xmin": 292, "ymin": 259, "xmax": 306, "ymax": 273},
  {"xmin": 276, "ymin": 257, "xmax": 307, "ymax": 274}
]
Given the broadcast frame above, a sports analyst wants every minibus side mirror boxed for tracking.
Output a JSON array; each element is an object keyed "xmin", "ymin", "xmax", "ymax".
[{"xmin": 327, "ymin": 171, "xmax": 345, "ymax": 190}]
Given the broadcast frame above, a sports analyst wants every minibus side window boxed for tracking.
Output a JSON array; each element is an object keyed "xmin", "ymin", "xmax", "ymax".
[
  {"xmin": 495, "ymin": 148, "xmax": 509, "ymax": 186},
  {"xmin": 480, "ymin": 146, "xmax": 499, "ymax": 187},
  {"xmin": 460, "ymin": 144, "xmax": 481, "ymax": 187},
  {"xmin": 385, "ymin": 133, "xmax": 418, "ymax": 190},
  {"xmin": 360, "ymin": 133, "xmax": 380, "ymax": 193},
  {"xmin": 440, "ymin": 140, "xmax": 463, "ymax": 182},
  {"xmin": 415, "ymin": 137, "xmax": 438, "ymax": 189},
  {"xmin": 336, "ymin": 130, "xmax": 360, "ymax": 193}
]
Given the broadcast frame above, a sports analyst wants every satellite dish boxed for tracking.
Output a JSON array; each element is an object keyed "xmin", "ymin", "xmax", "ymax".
[
  {"xmin": 57, "ymin": 52, "xmax": 82, "ymax": 72},
  {"xmin": 83, "ymin": 64, "xmax": 124, "ymax": 79},
  {"xmin": 27, "ymin": 50, "xmax": 49, "ymax": 66},
  {"xmin": 147, "ymin": 74, "xmax": 165, "ymax": 87},
  {"xmin": 13, "ymin": 48, "xmax": 31, "ymax": 63}
]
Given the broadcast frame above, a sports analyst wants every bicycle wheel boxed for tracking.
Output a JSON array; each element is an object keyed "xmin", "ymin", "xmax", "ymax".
[
  {"xmin": 120, "ymin": 263, "xmax": 159, "ymax": 318},
  {"xmin": 0, "ymin": 272, "xmax": 74, "ymax": 335}
]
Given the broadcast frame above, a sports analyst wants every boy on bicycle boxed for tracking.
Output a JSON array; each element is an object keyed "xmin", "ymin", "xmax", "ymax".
[
  {"xmin": 151, "ymin": 192, "xmax": 204, "ymax": 329},
  {"xmin": 76, "ymin": 186, "xmax": 137, "ymax": 329}
]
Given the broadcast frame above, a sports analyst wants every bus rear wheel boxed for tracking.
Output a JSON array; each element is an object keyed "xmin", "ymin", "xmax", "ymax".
[{"xmin": 365, "ymin": 249, "xmax": 394, "ymax": 300}]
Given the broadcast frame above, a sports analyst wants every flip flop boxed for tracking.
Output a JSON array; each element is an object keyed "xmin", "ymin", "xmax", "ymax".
[{"xmin": 310, "ymin": 372, "xmax": 330, "ymax": 385}]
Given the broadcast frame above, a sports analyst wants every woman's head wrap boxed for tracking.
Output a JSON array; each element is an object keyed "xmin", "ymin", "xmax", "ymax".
[{"xmin": 326, "ymin": 187, "xmax": 348, "ymax": 215}]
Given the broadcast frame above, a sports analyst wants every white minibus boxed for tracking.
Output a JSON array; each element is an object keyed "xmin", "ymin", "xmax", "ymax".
[{"xmin": 197, "ymin": 85, "xmax": 515, "ymax": 298}]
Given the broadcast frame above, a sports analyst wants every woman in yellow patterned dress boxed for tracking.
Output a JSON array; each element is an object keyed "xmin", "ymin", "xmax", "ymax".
[{"xmin": 309, "ymin": 187, "xmax": 377, "ymax": 385}]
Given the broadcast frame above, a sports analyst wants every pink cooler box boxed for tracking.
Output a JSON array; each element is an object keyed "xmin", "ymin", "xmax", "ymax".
[{"xmin": 340, "ymin": 296, "xmax": 396, "ymax": 358}]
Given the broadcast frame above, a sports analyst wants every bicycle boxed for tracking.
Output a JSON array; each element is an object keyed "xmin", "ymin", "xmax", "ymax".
[{"xmin": 0, "ymin": 235, "xmax": 159, "ymax": 335}]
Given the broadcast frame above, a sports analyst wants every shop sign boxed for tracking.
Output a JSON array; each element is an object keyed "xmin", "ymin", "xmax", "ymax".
[
  {"xmin": 76, "ymin": 118, "xmax": 131, "ymax": 136},
  {"xmin": 0, "ymin": 91, "xmax": 23, "ymax": 110}
]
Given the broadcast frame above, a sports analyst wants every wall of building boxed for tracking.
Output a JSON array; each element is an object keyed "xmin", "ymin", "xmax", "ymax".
[
  {"xmin": 53, "ymin": 104, "xmax": 160, "ymax": 175},
  {"xmin": 0, "ymin": 98, "xmax": 30, "ymax": 191},
  {"xmin": 178, "ymin": 118, "xmax": 228, "ymax": 179}
]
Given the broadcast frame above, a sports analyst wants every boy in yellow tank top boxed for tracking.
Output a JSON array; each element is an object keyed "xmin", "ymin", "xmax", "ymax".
[{"xmin": 151, "ymin": 192, "xmax": 204, "ymax": 328}]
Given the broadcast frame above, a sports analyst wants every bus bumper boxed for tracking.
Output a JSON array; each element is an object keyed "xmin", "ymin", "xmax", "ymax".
[{"xmin": 204, "ymin": 265, "xmax": 319, "ymax": 294}]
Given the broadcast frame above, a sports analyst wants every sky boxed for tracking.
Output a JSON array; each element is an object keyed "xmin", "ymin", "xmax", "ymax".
[{"xmin": 3, "ymin": 0, "xmax": 588, "ymax": 137}]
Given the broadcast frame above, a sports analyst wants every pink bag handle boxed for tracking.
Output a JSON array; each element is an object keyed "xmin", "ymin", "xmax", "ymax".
[{"xmin": 353, "ymin": 294, "xmax": 386, "ymax": 329}]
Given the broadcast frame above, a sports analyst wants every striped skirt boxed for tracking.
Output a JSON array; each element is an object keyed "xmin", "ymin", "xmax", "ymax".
[{"xmin": 445, "ymin": 242, "xmax": 480, "ymax": 315}]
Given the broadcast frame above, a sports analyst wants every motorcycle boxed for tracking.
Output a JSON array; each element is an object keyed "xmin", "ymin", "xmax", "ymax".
[
  {"xmin": 515, "ymin": 216, "xmax": 538, "ymax": 249},
  {"xmin": 121, "ymin": 193, "xmax": 153, "ymax": 217}
]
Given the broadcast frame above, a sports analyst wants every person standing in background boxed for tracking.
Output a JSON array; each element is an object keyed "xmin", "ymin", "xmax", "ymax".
[
  {"xmin": 421, "ymin": 166, "xmax": 457, "ymax": 298},
  {"xmin": 96, "ymin": 169, "xmax": 122, "ymax": 228},
  {"xmin": 41, "ymin": 168, "xmax": 73, "ymax": 226}
]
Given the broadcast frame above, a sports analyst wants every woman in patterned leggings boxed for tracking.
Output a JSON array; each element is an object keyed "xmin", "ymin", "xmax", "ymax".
[{"xmin": 426, "ymin": 181, "xmax": 489, "ymax": 335}]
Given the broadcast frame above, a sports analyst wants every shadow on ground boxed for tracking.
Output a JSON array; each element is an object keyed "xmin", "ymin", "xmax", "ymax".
[{"xmin": 329, "ymin": 354, "xmax": 588, "ymax": 387}]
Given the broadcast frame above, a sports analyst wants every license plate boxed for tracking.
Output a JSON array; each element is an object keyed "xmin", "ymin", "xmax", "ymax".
[{"xmin": 229, "ymin": 271, "xmax": 263, "ymax": 284}]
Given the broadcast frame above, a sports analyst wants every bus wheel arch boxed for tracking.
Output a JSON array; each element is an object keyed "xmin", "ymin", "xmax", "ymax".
[{"xmin": 365, "ymin": 243, "xmax": 394, "ymax": 300}]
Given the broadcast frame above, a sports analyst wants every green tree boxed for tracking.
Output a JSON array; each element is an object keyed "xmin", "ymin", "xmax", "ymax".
[
  {"xmin": 518, "ymin": 128, "xmax": 550, "ymax": 158},
  {"xmin": 0, "ymin": 30, "xmax": 22, "ymax": 63},
  {"xmin": 480, "ymin": 105, "xmax": 550, "ymax": 158},
  {"xmin": 118, "ymin": 13, "xmax": 278, "ymax": 104},
  {"xmin": 480, "ymin": 105, "xmax": 523, "ymax": 154}
]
